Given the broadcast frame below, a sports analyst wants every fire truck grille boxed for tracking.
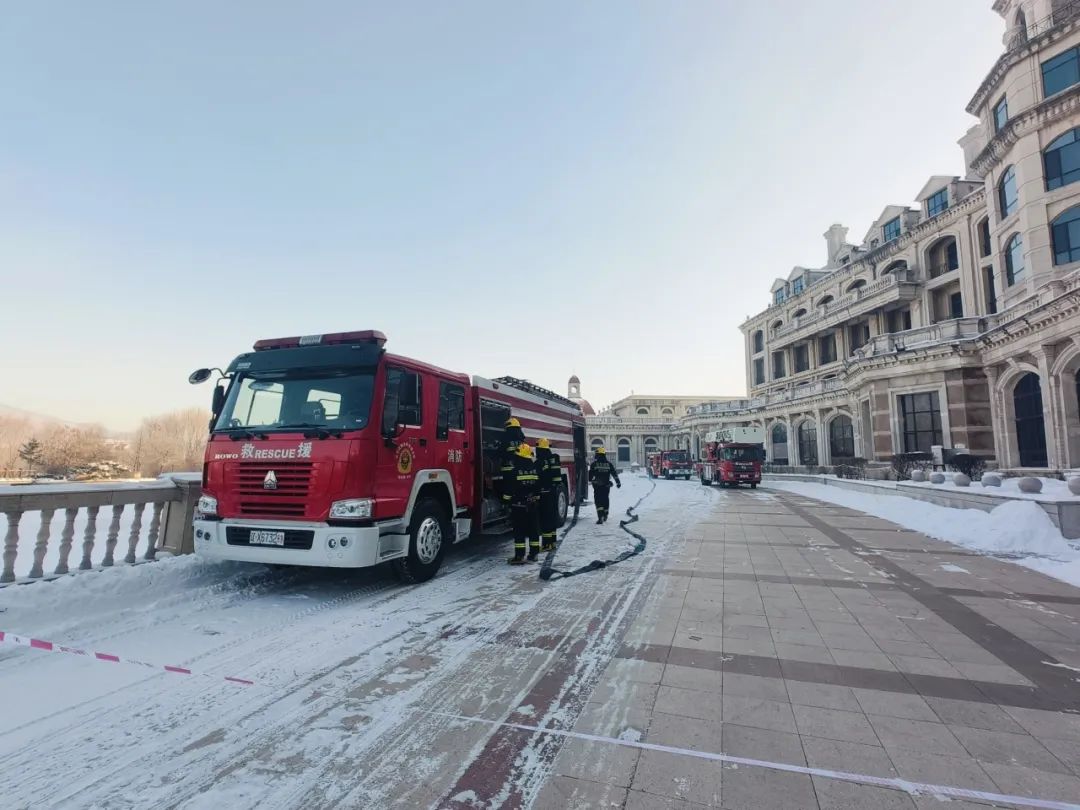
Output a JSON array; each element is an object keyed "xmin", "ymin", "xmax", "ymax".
[
  {"xmin": 231, "ymin": 462, "xmax": 314, "ymax": 519},
  {"xmin": 225, "ymin": 527, "xmax": 314, "ymax": 550}
]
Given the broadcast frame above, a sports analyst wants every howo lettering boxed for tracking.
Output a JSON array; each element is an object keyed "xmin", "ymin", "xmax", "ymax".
[{"xmin": 189, "ymin": 331, "xmax": 587, "ymax": 583}]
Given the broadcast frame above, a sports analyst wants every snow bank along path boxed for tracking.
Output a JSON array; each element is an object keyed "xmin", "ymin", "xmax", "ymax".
[
  {"xmin": 767, "ymin": 480, "xmax": 1080, "ymax": 589},
  {"xmin": 0, "ymin": 474, "xmax": 705, "ymax": 808}
]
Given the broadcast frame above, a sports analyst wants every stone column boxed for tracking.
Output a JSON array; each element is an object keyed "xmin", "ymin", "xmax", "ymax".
[
  {"xmin": 984, "ymin": 364, "xmax": 1008, "ymax": 468},
  {"xmin": 1035, "ymin": 344, "xmax": 1061, "ymax": 469}
]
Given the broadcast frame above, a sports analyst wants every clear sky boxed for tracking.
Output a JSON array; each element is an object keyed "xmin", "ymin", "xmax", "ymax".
[{"xmin": 1, "ymin": 1, "xmax": 1006, "ymax": 431}]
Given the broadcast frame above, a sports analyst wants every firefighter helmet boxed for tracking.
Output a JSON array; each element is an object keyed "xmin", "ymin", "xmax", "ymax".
[
  {"xmin": 516, "ymin": 443, "xmax": 534, "ymax": 459},
  {"xmin": 595, "ymin": 446, "xmax": 606, "ymax": 455},
  {"xmin": 505, "ymin": 417, "xmax": 521, "ymax": 428},
  {"xmin": 537, "ymin": 437, "xmax": 551, "ymax": 449}
]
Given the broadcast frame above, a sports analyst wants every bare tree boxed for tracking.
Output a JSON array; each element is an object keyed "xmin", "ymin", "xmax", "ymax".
[{"xmin": 127, "ymin": 408, "xmax": 209, "ymax": 476}]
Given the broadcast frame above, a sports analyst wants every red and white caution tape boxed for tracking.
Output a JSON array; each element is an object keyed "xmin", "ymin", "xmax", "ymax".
[{"xmin": 0, "ymin": 630, "xmax": 254, "ymax": 686}]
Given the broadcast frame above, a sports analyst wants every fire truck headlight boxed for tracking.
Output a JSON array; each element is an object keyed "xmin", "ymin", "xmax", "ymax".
[
  {"xmin": 197, "ymin": 495, "xmax": 218, "ymax": 517},
  {"xmin": 329, "ymin": 499, "xmax": 374, "ymax": 520}
]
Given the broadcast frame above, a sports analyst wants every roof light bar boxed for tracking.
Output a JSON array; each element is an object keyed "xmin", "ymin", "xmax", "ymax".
[{"xmin": 253, "ymin": 330, "xmax": 388, "ymax": 351}]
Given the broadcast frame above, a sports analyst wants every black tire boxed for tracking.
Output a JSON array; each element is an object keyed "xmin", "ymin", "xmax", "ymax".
[
  {"xmin": 556, "ymin": 484, "xmax": 569, "ymax": 528},
  {"xmin": 392, "ymin": 497, "xmax": 448, "ymax": 584},
  {"xmin": 751, "ymin": 483, "xmax": 758, "ymax": 489},
  {"xmin": 700, "ymin": 476, "xmax": 709, "ymax": 486}
]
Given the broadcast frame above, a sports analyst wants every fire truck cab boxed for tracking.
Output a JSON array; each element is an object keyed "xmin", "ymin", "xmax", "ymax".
[
  {"xmin": 647, "ymin": 450, "xmax": 693, "ymax": 480},
  {"xmin": 189, "ymin": 331, "xmax": 586, "ymax": 583},
  {"xmin": 699, "ymin": 427, "xmax": 766, "ymax": 489}
]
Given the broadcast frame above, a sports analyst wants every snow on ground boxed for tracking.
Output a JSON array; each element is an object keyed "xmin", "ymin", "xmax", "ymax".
[{"xmin": 768, "ymin": 481, "xmax": 1080, "ymax": 588}]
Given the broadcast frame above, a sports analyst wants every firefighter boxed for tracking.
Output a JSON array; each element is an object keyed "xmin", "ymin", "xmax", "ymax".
[
  {"xmin": 588, "ymin": 446, "xmax": 621, "ymax": 524},
  {"xmin": 497, "ymin": 417, "xmax": 527, "ymax": 504},
  {"xmin": 507, "ymin": 442, "xmax": 542, "ymax": 564},
  {"xmin": 536, "ymin": 437, "xmax": 561, "ymax": 552}
]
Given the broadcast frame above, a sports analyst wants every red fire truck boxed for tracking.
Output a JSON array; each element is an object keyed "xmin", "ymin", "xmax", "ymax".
[
  {"xmin": 647, "ymin": 450, "xmax": 694, "ymax": 480},
  {"xmin": 698, "ymin": 427, "xmax": 766, "ymax": 488},
  {"xmin": 188, "ymin": 331, "xmax": 587, "ymax": 582}
]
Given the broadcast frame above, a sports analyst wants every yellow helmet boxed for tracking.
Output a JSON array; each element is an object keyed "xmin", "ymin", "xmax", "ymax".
[
  {"xmin": 505, "ymin": 417, "xmax": 521, "ymax": 428},
  {"xmin": 537, "ymin": 437, "xmax": 551, "ymax": 449},
  {"xmin": 595, "ymin": 446, "xmax": 606, "ymax": 455},
  {"xmin": 516, "ymin": 442, "xmax": 533, "ymax": 459}
]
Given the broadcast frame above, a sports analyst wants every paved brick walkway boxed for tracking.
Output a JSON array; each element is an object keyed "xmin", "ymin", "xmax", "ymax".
[{"xmin": 534, "ymin": 486, "xmax": 1080, "ymax": 809}]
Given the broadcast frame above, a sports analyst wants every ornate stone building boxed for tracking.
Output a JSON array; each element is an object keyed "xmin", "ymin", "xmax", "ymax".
[
  {"xmin": 679, "ymin": 0, "xmax": 1080, "ymax": 473},
  {"xmin": 577, "ymin": 381, "xmax": 741, "ymax": 466}
]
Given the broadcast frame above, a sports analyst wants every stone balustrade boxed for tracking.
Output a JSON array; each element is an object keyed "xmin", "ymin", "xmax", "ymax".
[{"xmin": 0, "ymin": 474, "xmax": 202, "ymax": 585}]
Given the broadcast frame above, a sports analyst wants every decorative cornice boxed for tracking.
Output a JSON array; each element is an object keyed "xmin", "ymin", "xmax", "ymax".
[{"xmin": 971, "ymin": 84, "xmax": 1080, "ymax": 175}]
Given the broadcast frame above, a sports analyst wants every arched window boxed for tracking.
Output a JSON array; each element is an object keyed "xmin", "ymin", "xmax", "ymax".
[
  {"xmin": 927, "ymin": 236, "xmax": 959, "ymax": 278},
  {"xmin": 636, "ymin": 407, "xmax": 649, "ymax": 415},
  {"xmin": 752, "ymin": 330, "xmax": 764, "ymax": 353},
  {"xmin": 797, "ymin": 422, "xmax": 818, "ymax": 467},
  {"xmin": 771, "ymin": 423, "xmax": 789, "ymax": 466},
  {"xmin": 590, "ymin": 437, "xmax": 604, "ymax": 449},
  {"xmin": 829, "ymin": 415, "xmax": 855, "ymax": 459},
  {"xmin": 661, "ymin": 407, "xmax": 674, "ymax": 416},
  {"xmin": 644, "ymin": 436, "xmax": 658, "ymax": 455},
  {"xmin": 617, "ymin": 437, "xmax": 632, "ymax": 463},
  {"xmin": 999, "ymin": 166, "xmax": 1018, "ymax": 218},
  {"xmin": 818, "ymin": 295, "xmax": 835, "ymax": 308},
  {"xmin": 1044, "ymin": 128, "xmax": 1080, "ymax": 190},
  {"xmin": 1051, "ymin": 206, "xmax": 1080, "ymax": 265},
  {"xmin": 1005, "ymin": 233, "xmax": 1025, "ymax": 285},
  {"xmin": 770, "ymin": 319, "xmax": 783, "ymax": 333},
  {"xmin": 883, "ymin": 260, "xmax": 908, "ymax": 275},
  {"xmin": 846, "ymin": 279, "xmax": 867, "ymax": 292},
  {"xmin": 1013, "ymin": 373, "xmax": 1048, "ymax": 467},
  {"xmin": 793, "ymin": 308, "xmax": 807, "ymax": 318}
]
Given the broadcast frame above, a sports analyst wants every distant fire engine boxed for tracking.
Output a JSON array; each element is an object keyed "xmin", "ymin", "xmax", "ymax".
[
  {"xmin": 647, "ymin": 450, "xmax": 693, "ymax": 480},
  {"xmin": 697, "ymin": 427, "xmax": 766, "ymax": 488},
  {"xmin": 189, "ymin": 330, "xmax": 586, "ymax": 582}
]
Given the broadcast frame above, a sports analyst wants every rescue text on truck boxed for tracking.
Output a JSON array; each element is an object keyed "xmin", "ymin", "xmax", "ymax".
[{"xmin": 189, "ymin": 330, "xmax": 586, "ymax": 583}]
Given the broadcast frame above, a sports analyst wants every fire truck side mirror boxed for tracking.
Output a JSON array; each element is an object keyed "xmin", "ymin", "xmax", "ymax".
[{"xmin": 188, "ymin": 368, "xmax": 213, "ymax": 384}]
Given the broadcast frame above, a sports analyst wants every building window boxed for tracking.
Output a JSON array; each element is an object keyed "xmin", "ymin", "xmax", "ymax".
[
  {"xmin": 753, "ymin": 358, "xmax": 765, "ymax": 385},
  {"xmin": 848, "ymin": 323, "xmax": 870, "ymax": 352},
  {"xmin": 926, "ymin": 188, "xmax": 949, "ymax": 217},
  {"xmin": 818, "ymin": 334, "xmax": 837, "ymax": 365},
  {"xmin": 752, "ymin": 330, "xmax": 764, "ymax": 353},
  {"xmin": 661, "ymin": 407, "xmax": 674, "ymax": 416},
  {"xmin": 1013, "ymin": 373, "xmax": 1048, "ymax": 467},
  {"xmin": 793, "ymin": 344, "xmax": 810, "ymax": 373},
  {"xmin": 1051, "ymin": 206, "xmax": 1080, "ymax": 265},
  {"xmin": 792, "ymin": 277, "xmax": 805, "ymax": 295},
  {"xmin": 829, "ymin": 415, "xmax": 855, "ymax": 459},
  {"xmin": 1042, "ymin": 47, "xmax": 1080, "ymax": 98},
  {"xmin": 928, "ymin": 237, "xmax": 959, "ymax": 278},
  {"xmin": 949, "ymin": 291, "xmax": 963, "ymax": 319},
  {"xmin": 883, "ymin": 217, "xmax": 901, "ymax": 243},
  {"xmin": 999, "ymin": 166, "xmax": 1018, "ymax": 218},
  {"xmin": 636, "ymin": 407, "xmax": 649, "ymax": 415},
  {"xmin": 1005, "ymin": 233, "xmax": 1025, "ymax": 285},
  {"xmin": 887, "ymin": 308, "xmax": 912, "ymax": 333},
  {"xmin": 984, "ymin": 266, "xmax": 998, "ymax": 314},
  {"xmin": 898, "ymin": 391, "xmax": 942, "ymax": 453},
  {"xmin": 617, "ymin": 438, "xmax": 631, "ymax": 463},
  {"xmin": 978, "ymin": 218, "xmax": 992, "ymax": 258},
  {"xmin": 772, "ymin": 351, "xmax": 786, "ymax": 380},
  {"xmin": 774, "ymin": 289, "xmax": 786, "ymax": 305},
  {"xmin": 993, "ymin": 96, "xmax": 1008, "ymax": 133},
  {"xmin": 1044, "ymin": 128, "xmax": 1080, "ymax": 190},
  {"xmin": 771, "ymin": 423, "xmax": 789, "ymax": 466},
  {"xmin": 797, "ymin": 422, "xmax": 818, "ymax": 466}
]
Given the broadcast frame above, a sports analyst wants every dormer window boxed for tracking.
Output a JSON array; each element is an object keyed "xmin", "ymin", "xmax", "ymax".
[
  {"xmin": 993, "ymin": 97, "xmax": 1008, "ymax": 133},
  {"xmin": 774, "ymin": 289, "xmax": 786, "ymax": 305},
  {"xmin": 791, "ymin": 277, "xmax": 805, "ymax": 295},
  {"xmin": 926, "ymin": 188, "xmax": 949, "ymax": 218},
  {"xmin": 883, "ymin": 217, "xmax": 901, "ymax": 243}
]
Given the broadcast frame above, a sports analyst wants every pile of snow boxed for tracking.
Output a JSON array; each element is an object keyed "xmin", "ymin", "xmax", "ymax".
[{"xmin": 768, "ymin": 481, "xmax": 1080, "ymax": 588}]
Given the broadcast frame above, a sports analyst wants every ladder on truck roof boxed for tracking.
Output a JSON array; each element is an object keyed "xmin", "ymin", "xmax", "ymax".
[{"xmin": 490, "ymin": 376, "xmax": 580, "ymax": 412}]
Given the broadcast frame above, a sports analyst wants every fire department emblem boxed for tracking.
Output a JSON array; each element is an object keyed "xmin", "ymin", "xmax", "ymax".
[
  {"xmin": 263, "ymin": 470, "xmax": 278, "ymax": 490},
  {"xmin": 395, "ymin": 444, "xmax": 414, "ymax": 475}
]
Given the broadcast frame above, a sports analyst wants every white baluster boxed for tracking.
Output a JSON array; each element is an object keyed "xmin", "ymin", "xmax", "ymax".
[
  {"xmin": 54, "ymin": 507, "xmax": 78, "ymax": 575},
  {"xmin": 79, "ymin": 506, "xmax": 100, "ymax": 570},
  {"xmin": 125, "ymin": 503, "xmax": 145, "ymax": 564},
  {"xmin": 102, "ymin": 504, "xmax": 123, "ymax": 566},
  {"xmin": 2, "ymin": 511, "xmax": 23, "ymax": 583},
  {"xmin": 29, "ymin": 508, "xmax": 55, "ymax": 579},
  {"xmin": 144, "ymin": 502, "xmax": 164, "ymax": 560}
]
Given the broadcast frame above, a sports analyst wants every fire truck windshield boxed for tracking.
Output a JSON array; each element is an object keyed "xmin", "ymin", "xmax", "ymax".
[
  {"xmin": 214, "ymin": 370, "xmax": 375, "ymax": 433},
  {"xmin": 665, "ymin": 451, "xmax": 689, "ymax": 462}
]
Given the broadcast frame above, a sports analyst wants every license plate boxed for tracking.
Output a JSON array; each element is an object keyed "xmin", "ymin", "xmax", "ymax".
[{"xmin": 250, "ymin": 530, "xmax": 285, "ymax": 546}]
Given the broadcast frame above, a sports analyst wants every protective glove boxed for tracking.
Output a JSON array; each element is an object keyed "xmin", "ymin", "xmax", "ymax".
[{"xmin": 616, "ymin": 481, "xmax": 621, "ymax": 488}]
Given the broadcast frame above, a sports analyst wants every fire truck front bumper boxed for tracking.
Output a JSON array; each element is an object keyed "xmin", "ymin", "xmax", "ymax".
[{"xmin": 194, "ymin": 519, "xmax": 409, "ymax": 568}]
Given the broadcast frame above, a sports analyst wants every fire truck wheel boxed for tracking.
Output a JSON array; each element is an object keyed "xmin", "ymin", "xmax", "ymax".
[
  {"xmin": 556, "ymin": 485, "xmax": 569, "ymax": 527},
  {"xmin": 700, "ymin": 476, "xmax": 709, "ymax": 486},
  {"xmin": 392, "ymin": 498, "xmax": 448, "ymax": 584},
  {"xmin": 751, "ymin": 483, "xmax": 758, "ymax": 489}
]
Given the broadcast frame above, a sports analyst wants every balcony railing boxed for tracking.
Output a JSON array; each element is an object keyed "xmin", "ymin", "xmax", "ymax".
[
  {"xmin": 1005, "ymin": 0, "xmax": 1080, "ymax": 51},
  {"xmin": 853, "ymin": 318, "xmax": 987, "ymax": 359},
  {"xmin": 771, "ymin": 272, "xmax": 916, "ymax": 341},
  {"xmin": 0, "ymin": 475, "xmax": 201, "ymax": 585}
]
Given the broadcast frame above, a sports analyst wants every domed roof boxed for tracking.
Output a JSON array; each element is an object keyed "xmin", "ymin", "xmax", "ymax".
[
  {"xmin": 574, "ymin": 398, "xmax": 596, "ymax": 416},
  {"xmin": 568, "ymin": 374, "xmax": 581, "ymax": 385}
]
